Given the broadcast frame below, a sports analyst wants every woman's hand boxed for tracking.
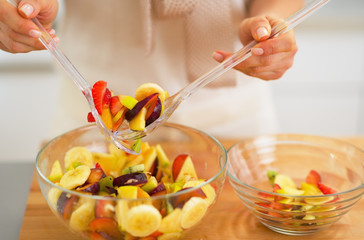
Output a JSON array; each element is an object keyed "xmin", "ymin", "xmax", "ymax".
[
  {"xmin": 213, "ymin": 16, "xmax": 298, "ymax": 81},
  {"xmin": 0, "ymin": 0, "xmax": 59, "ymax": 53}
]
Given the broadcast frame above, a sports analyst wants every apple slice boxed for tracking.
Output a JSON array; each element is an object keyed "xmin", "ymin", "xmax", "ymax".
[
  {"xmin": 119, "ymin": 95, "xmax": 138, "ymax": 110},
  {"xmin": 173, "ymin": 187, "xmax": 206, "ymax": 208},
  {"xmin": 142, "ymin": 147, "xmax": 157, "ymax": 172},
  {"xmin": 172, "ymin": 154, "xmax": 197, "ymax": 182},
  {"xmin": 274, "ymin": 174, "xmax": 297, "ymax": 190},
  {"xmin": 141, "ymin": 176, "xmax": 159, "ymax": 193},
  {"xmin": 301, "ymin": 182, "xmax": 322, "ymax": 196},
  {"xmin": 156, "ymin": 144, "xmax": 170, "ymax": 169}
]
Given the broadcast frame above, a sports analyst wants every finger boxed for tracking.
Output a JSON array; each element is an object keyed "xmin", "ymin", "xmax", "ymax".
[
  {"xmin": 7, "ymin": 28, "xmax": 46, "ymax": 50},
  {"xmin": 18, "ymin": 0, "xmax": 58, "ymax": 27},
  {"xmin": 0, "ymin": 29, "xmax": 38, "ymax": 53},
  {"xmin": 239, "ymin": 16, "xmax": 272, "ymax": 45},
  {"xmin": 254, "ymin": 30, "xmax": 298, "ymax": 56},
  {"xmin": 0, "ymin": 1, "xmax": 41, "ymax": 38}
]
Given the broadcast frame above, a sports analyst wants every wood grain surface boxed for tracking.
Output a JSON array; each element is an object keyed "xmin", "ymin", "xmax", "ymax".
[{"xmin": 19, "ymin": 138, "xmax": 364, "ymax": 240}]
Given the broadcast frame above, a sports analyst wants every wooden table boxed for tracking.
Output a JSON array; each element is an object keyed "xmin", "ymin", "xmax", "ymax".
[{"xmin": 19, "ymin": 138, "xmax": 364, "ymax": 240}]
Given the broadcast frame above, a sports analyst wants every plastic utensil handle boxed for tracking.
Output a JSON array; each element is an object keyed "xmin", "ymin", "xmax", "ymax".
[
  {"xmin": 181, "ymin": 0, "xmax": 331, "ymax": 98},
  {"xmin": 7, "ymin": 0, "xmax": 92, "ymax": 98}
]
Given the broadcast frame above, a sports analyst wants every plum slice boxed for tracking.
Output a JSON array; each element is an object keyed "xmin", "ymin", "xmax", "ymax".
[
  {"xmin": 113, "ymin": 172, "xmax": 148, "ymax": 187},
  {"xmin": 125, "ymin": 93, "xmax": 159, "ymax": 121},
  {"xmin": 145, "ymin": 96, "xmax": 162, "ymax": 126}
]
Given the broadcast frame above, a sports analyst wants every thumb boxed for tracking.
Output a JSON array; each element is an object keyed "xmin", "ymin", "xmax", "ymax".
[
  {"xmin": 18, "ymin": 0, "xmax": 58, "ymax": 26},
  {"xmin": 250, "ymin": 17, "xmax": 271, "ymax": 42}
]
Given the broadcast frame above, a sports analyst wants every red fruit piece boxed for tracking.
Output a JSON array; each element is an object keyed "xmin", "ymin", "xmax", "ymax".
[
  {"xmin": 92, "ymin": 81, "xmax": 108, "ymax": 115},
  {"xmin": 90, "ymin": 232, "xmax": 106, "ymax": 240},
  {"xmin": 110, "ymin": 96, "xmax": 123, "ymax": 116},
  {"xmin": 172, "ymin": 154, "xmax": 189, "ymax": 181},
  {"xmin": 145, "ymin": 97, "xmax": 162, "ymax": 127},
  {"xmin": 62, "ymin": 195, "xmax": 79, "ymax": 219},
  {"xmin": 96, "ymin": 199, "xmax": 115, "ymax": 218},
  {"xmin": 103, "ymin": 88, "xmax": 111, "ymax": 108},
  {"xmin": 87, "ymin": 112, "xmax": 96, "ymax": 122},
  {"xmin": 76, "ymin": 182, "xmax": 100, "ymax": 194},
  {"xmin": 173, "ymin": 187, "xmax": 206, "ymax": 208},
  {"xmin": 89, "ymin": 217, "xmax": 123, "ymax": 239},
  {"xmin": 306, "ymin": 170, "xmax": 321, "ymax": 186},
  {"xmin": 317, "ymin": 182, "xmax": 337, "ymax": 194},
  {"xmin": 125, "ymin": 93, "xmax": 158, "ymax": 121},
  {"xmin": 149, "ymin": 182, "xmax": 167, "ymax": 197},
  {"xmin": 87, "ymin": 168, "xmax": 106, "ymax": 184},
  {"xmin": 258, "ymin": 191, "xmax": 273, "ymax": 199}
]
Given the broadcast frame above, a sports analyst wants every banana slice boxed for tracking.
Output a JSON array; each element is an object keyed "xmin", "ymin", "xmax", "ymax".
[
  {"xmin": 60, "ymin": 165, "xmax": 91, "ymax": 190},
  {"xmin": 180, "ymin": 197, "xmax": 208, "ymax": 229},
  {"xmin": 47, "ymin": 185, "xmax": 62, "ymax": 210},
  {"xmin": 158, "ymin": 232, "xmax": 182, "ymax": 240},
  {"xmin": 274, "ymin": 174, "xmax": 297, "ymax": 190},
  {"xmin": 135, "ymin": 83, "xmax": 166, "ymax": 103},
  {"xmin": 183, "ymin": 180, "xmax": 216, "ymax": 205},
  {"xmin": 158, "ymin": 208, "xmax": 182, "ymax": 233},
  {"xmin": 69, "ymin": 200, "xmax": 95, "ymax": 231},
  {"xmin": 125, "ymin": 204, "xmax": 162, "ymax": 237},
  {"xmin": 64, "ymin": 147, "xmax": 93, "ymax": 170}
]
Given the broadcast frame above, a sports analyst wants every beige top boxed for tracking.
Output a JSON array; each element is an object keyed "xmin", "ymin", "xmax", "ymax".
[{"xmin": 51, "ymin": 0, "xmax": 278, "ymax": 138}]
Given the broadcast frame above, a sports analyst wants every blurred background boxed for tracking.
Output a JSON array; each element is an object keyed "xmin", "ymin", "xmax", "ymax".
[{"xmin": 0, "ymin": 0, "xmax": 363, "ymax": 162}]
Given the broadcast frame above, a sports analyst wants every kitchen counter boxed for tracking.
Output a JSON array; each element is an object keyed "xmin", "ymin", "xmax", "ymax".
[{"xmin": 16, "ymin": 137, "xmax": 364, "ymax": 239}]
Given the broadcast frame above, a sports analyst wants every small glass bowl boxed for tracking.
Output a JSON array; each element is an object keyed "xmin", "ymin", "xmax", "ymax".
[
  {"xmin": 36, "ymin": 123, "xmax": 227, "ymax": 239},
  {"xmin": 227, "ymin": 134, "xmax": 364, "ymax": 236}
]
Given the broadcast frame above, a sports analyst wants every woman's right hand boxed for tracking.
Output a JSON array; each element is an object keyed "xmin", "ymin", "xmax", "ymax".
[{"xmin": 0, "ymin": 0, "xmax": 59, "ymax": 53}]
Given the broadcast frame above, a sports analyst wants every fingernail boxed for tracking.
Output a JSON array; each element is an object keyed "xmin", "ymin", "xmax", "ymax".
[
  {"xmin": 212, "ymin": 52, "xmax": 224, "ymax": 62},
  {"xmin": 29, "ymin": 29, "xmax": 41, "ymax": 38},
  {"xmin": 252, "ymin": 48, "xmax": 264, "ymax": 56},
  {"xmin": 257, "ymin": 27, "xmax": 269, "ymax": 40},
  {"xmin": 20, "ymin": 4, "xmax": 34, "ymax": 17}
]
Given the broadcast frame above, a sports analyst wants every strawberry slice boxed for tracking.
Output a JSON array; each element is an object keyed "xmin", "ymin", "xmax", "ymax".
[
  {"xmin": 306, "ymin": 170, "xmax": 321, "ymax": 186},
  {"xmin": 87, "ymin": 112, "xmax": 96, "ymax": 122},
  {"xmin": 110, "ymin": 96, "xmax": 123, "ymax": 116},
  {"xmin": 317, "ymin": 182, "xmax": 336, "ymax": 194},
  {"xmin": 103, "ymin": 88, "xmax": 111, "ymax": 108},
  {"xmin": 92, "ymin": 81, "xmax": 108, "ymax": 115}
]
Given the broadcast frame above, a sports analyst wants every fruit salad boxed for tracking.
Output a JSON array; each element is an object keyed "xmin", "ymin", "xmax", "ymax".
[
  {"xmin": 87, "ymin": 81, "xmax": 168, "ymax": 133},
  {"xmin": 47, "ymin": 142, "xmax": 216, "ymax": 239},
  {"xmin": 256, "ymin": 170, "xmax": 338, "ymax": 223}
]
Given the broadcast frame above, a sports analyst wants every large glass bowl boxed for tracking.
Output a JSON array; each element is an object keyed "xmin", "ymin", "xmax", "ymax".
[
  {"xmin": 36, "ymin": 123, "xmax": 227, "ymax": 239},
  {"xmin": 227, "ymin": 134, "xmax": 364, "ymax": 236}
]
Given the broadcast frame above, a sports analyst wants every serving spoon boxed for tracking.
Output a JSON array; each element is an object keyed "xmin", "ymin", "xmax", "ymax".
[
  {"xmin": 113, "ymin": 0, "xmax": 331, "ymax": 141},
  {"xmin": 9, "ymin": 0, "xmax": 330, "ymax": 154}
]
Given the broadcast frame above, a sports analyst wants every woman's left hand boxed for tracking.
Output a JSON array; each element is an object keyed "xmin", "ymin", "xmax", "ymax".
[{"xmin": 213, "ymin": 16, "xmax": 298, "ymax": 81}]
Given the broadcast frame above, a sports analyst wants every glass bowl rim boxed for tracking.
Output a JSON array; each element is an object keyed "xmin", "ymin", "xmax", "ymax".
[
  {"xmin": 226, "ymin": 133, "xmax": 364, "ymax": 198},
  {"xmin": 36, "ymin": 122, "xmax": 227, "ymax": 201}
]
